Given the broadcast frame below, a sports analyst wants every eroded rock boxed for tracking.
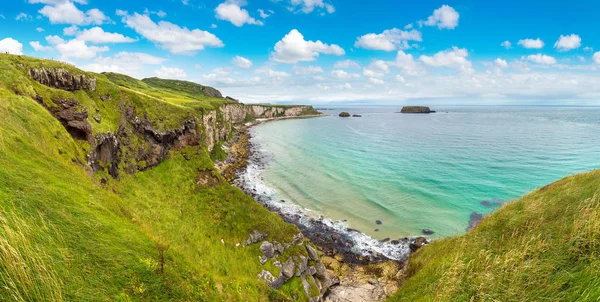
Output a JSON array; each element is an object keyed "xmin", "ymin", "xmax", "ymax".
[{"xmin": 29, "ymin": 68, "xmax": 96, "ymax": 91}]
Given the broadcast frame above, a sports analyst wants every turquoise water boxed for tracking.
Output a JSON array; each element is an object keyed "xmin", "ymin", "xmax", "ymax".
[{"xmin": 250, "ymin": 106, "xmax": 600, "ymax": 240}]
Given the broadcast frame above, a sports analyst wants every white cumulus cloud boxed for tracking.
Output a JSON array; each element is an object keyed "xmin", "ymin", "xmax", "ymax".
[
  {"xmin": 554, "ymin": 34, "xmax": 581, "ymax": 51},
  {"xmin": 494, "ymin": 58, "xmax": 508, "ymax": 68},
  {"xmin": 334, "ymin": 59, "xmax": 361, "ymax": 69},
  {"xmin": 518, "ymin": 38, "xmax": 544, "ymax": 49},
  {"xmin": 330, "ymin": 70, "xmax": 360, "ymax": 80},
  {"xmin": 83, "ymin": 52, "xmax": 165, "ymax": 77},
  {"xmin": 55, "ymin": 39, "xmax": 109, "ymax": 59},
  {"xmin": 592, "ymin": 52, "xmax": 600, "ymax": 64},
  {"xmin": 293, "ymin": 65, "xmax": 324, "ymax": 75},
  {"xmin": 526, "ymin": 53, "xmax": 557, "ymax": 65},
  {"xmin": 30, "ymin": 41, "xmax": 53, "ymax": 52},
  {"xmin": 501, "ymin": 40, "xmax": 511, "ymax": 49},
  {"xmin": 119, "ymin": 12, "xmax": 224, "ymax": 54},
  {"xmin": 287, "ymin": 0, "xmax": 335, "ymax": 14},
  {"xmin": 232, "ymin": 55, "xmax": 253, "ymax": 68},
  {"xmin": 0, "ymin": 38, "xmax": 24, "ymax": 55},
  {"xmin": 420, "ymin": 47, "xmax": 473, "ymax": 72},
  {"xmin": 420, "ymin": 5, "xmax": 459, "ymax": 29},
  {"xmin": 38, "ymin": 1, "xmax": 108, "ymax": 25},
  {"xmin": 355, "ymin": 28, "xmax": 422, "ymax": 51},
  {"xmin": 270, "ymin": 29, "xmax": 344, "ymax": 64},
  {"xmin": 215, "ymin": 0, "xmax": 263, "ymax": 27},
  {"xmin": 155, "ymin": 66, "xmax": 188, "ymax": 79},
  {"xmin": 76, "ymin": 27, "xmax": 136, "ymax": 43}
]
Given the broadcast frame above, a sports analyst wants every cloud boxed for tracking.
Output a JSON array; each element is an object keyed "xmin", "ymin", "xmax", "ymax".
[
  {"xmin": 119, "ymin": 12, "xmax": 224, "ymax": 54},
  {"xmin": 36, "ymin": 27, "xmax": 45, "ymax": 32},
  {"xmin": 368, "ymin": 78, "xmax": 385, "ymax": 85},
  {"xmin": 215, "ymin": 0, "xmax": 263, "ymax": 27},
  {"xmin": 82, "ymin": 52, "xmax": 165, "ymax": 77},
  {"xmin": 526, "ymin": 53, "xmax": 557, "ymax": 65},
  {"xmin": 55, "ymin": 39, "xmax": 109, "ymax": 59},
  {"xmin": 38, "ymin": 1, "xmax": 108, "ymax": 25},
  {"xmin": 419, "ymin": 47, "xmax": 473, "ymax": 72},
  {"xmin": 258, "ymin": 9, "xmax": 273, "ymax": 18},
  {"xmin": 334, "ymin": 59, "xmax": 361, "ymax": 69},
  {"xmin": 494, "ymin": 58, "xmax": 508, "ymax": 68},
  {"xmin": 271, "ymin": 29, "xmax": 344, "ymax": 63},
  {"xmin": 256, "ymin": 67, "xmax": 290, "ymax": 79},
  {"xmin": 0, "ymin": 38, "xmax": 24, "ymax": 55},
  {"xmin": 76, "ymin": 27, "xmax": 136, "ymax": 43},
  {"xmin": 30, "ymin": 41, "xmax": 53, "ymax": 51},
  {"xmin": 331, "ymin": 70, "xmax": 360, "ymax": 80},
  {"xmin": 155, "ymin": 66, "xmax": 187, "ymax": 79},
  {"xmin": 363, "ymin": 60, "xmax": 389, "ymax": 78},
  {"xmin": 16, "ymin": 13, "xmax": 33, "ymax": 21},
  {"xmin": 420, "ymin": 5, "xmax": 459, "ymax": 29},
  {"xmin": 232, "ymin": 55, "xmax": 253, "ymax": 68},
  {"xmin": 63, "ymin": 25, "xmax": 79, "ymax": 36},
  {"xmin": 583, "ymin": 46, "xmax": 593, "ymax": 52},
  {"xmin": 395, "ymin": 75, "xmax": 406, "ymax": 83},
  {"xmin": 293, "ymin": 65, "xmax": 324, "ymax": 75},
  {"xmin": 389, "ymin": 50, "xmax": 424, "ymax": 76},
  {"xmin": 501, "ymin": 40, "xmax": 511, "ymax": 49},
  {"xmin": 518, "ymin": 38, "xmax": 544, "ymax": 49},
  {"xmin": 354, "ymin": 28, "xmax": 422, "ymax": 51},
  {"xmin": 46, "ymin": 35, "xmax": 65, "ymax": 45},
  {"xmin": 287, "ymin": 0, "xmax": 335, "ymax": 14},
  {"xmin": 554, "ymin": 34, "xmax": 581, "ymax": 51},
  {"xmin": 593, "ymin": 52, "xmax": 600, "ymax": 64}
]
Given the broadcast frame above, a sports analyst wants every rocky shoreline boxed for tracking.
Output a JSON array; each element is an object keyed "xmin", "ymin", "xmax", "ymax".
[{"xmin": 216, "ymin": 114, "xmax": 430, "ymax": 301}]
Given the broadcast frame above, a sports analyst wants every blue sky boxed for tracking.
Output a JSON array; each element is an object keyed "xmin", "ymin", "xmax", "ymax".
[{"xmin": 1, "ymin": 0, "xmax": 600, "ymax": 105}]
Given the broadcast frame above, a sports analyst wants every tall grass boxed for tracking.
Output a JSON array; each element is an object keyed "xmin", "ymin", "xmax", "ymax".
[
  {"xmin": 390, "ymin": 171, "xmax": 600, "ymax": 301},
  {"xmin": 0, "ymin": 213, "xmax": 64, "ymax": 301}
]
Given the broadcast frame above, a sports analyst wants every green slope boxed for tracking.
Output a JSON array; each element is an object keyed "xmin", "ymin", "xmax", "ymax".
[
  {"xmin": 390, "ymin": 169, "xmax": 600, "ymax": 301},
  {"xmin": 0, "ymin": 54, "xmax": 313, "ymax": 301}
]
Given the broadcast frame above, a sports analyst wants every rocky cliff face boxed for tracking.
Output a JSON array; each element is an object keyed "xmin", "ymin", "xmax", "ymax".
[
  {"xmin": 29, "ymin": 68, "xmax": 97, "ymax": 91},
  {"xmin": 202, "ymin": 103, "xmax": 318, "ymax": 151}
]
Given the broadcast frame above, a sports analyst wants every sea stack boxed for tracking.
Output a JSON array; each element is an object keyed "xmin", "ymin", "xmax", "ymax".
[
  {"xmin": 339, "ymin": 112, "xmax": 351, "ymax": 117},
  {"xmin": 400, "ymin": 106, "xmax": 436, "ymax": 114}
]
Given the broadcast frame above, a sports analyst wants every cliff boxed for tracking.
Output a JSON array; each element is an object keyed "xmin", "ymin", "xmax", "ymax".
[{"xmin": 0, "ymin": 53, "xmax": 327, "ymax": 301}]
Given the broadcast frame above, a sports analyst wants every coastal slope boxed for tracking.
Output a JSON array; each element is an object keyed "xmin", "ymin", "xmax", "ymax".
[
  {"xmin": 390, "ymin": 169, "xmax": 600, "ymax": 301},
  {"xmin": 0, "ymin": 54, "xmax": 326, "ymax": 301}
]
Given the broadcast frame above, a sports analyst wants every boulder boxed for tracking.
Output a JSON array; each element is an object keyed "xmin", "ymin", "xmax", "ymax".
[
  {"xmin": 422, "ymin": 229, "xmax": 435, "ymax": 235},
  {"xmin": 306, "ymin": 245, "xmax": 319, "ymax": 261},
  {"xmin": 246, "ymin": 230, "xmax": 267, "ymax": 246},
  {"xmin": 409, "ymin": 237, "xmax": 428, "ymax": 252},
  {"xmin": 282, "ymin": 258, "xmax": 296, "ymax": 279},
  {"xmin": 339, "ymin": 112, "xmax": 351, "ymax": 117},
  {"xmin": 260, "ymin": 241, "xmax": 275, "ymax": 258}
]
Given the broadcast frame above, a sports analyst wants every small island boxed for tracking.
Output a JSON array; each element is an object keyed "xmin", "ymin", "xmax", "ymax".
[
  {"xmin": 339, "ymin": 112, "xmax": 351, "ymax": 117},
  {"xmin": 399, "ymin": 106, "xmax": 436, "ymax": 114}
]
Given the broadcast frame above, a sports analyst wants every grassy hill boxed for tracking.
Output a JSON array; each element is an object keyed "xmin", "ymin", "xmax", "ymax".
[
  {"xmin": 390, "ymin": 169, "xmax": 600, "ymax": 301},
  {"xmin": 0, "ymin": 54, "xmax": 315, "ymax": 301}
]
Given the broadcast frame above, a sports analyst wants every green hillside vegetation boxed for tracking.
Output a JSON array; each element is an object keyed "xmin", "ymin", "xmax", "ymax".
[
  {"xmin": 0, "ymin": 54, "xmax": 315, "ymax": 301},
  {"xmin": 390, "ymin": 169, "xmax": 600, "ymax": 301}
]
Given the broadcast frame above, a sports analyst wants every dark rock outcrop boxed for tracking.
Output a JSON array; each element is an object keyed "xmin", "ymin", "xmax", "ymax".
[
  {"xmin": 88, "ymin": 131, "xmax": 121, "ymax": 178},
  {"xmin": 46, "ymin": 98, "xmax": 94, "ymax": 143},
  {"xmin": 339, "ymin": 112, "xmax": 351, "ymax": 117},
  {"xmin": 422, "ymin": 229, "xmax": 435, "ymax": 235},
  {"xmin": 468, "ymin": 212, "xmax": 484, "ymax": 231},
  {"xmin": 409, "ymin": 237, "xmax": 428, "ymax": 252},
  {"xmin": 29, "ymin": 68, "xmax": 96, "ymax": 91},
  {"xmin": 399, "ymin": 106, "xmax": 436, "ymax": 114},
  {"xmin": 352, "ymin": 114, "xmax": 362, "ymax": 117},
  {"xmin": 203, "ymin": 86, "xmax": 223, "ymax": 98}
]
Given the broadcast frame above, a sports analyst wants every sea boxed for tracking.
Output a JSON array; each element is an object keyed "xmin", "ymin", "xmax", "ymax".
[{"xmin": 238, "ymin": 106, "xmax": 600, "ymax": 259}]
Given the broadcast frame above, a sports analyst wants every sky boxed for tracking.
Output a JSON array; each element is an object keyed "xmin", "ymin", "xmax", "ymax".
[{"xmin": 1, "ymin": 0, "xmax": 600, "ymax": 105}]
